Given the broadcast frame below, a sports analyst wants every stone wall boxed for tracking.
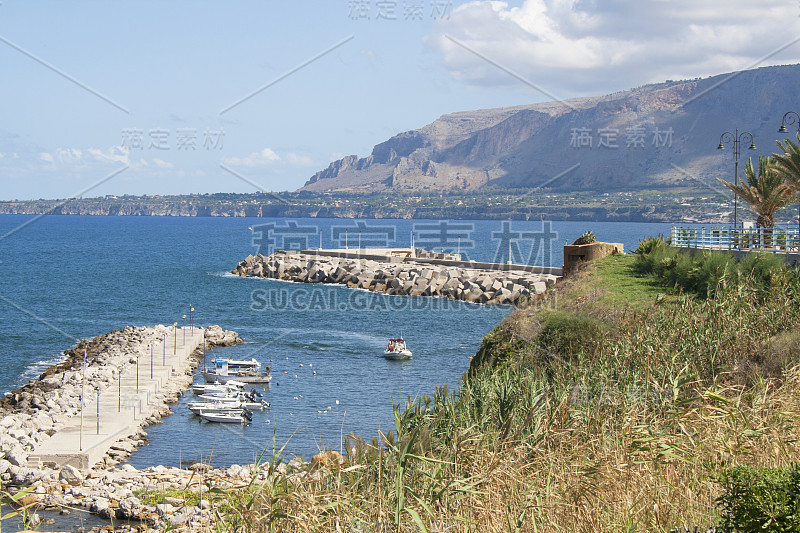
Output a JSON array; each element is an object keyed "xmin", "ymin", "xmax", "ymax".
[
  {"xmin": 562, "ymin": 242, "xmax": 624, "ymax": 276},
  {"xmin": 232, "ymin": 250, "xmax": 560, "ymax": 305}
]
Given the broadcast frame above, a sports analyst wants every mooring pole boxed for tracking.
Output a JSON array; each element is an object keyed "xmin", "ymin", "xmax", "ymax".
[{"xmin": 79, "ymin": 344, "xmax": 86, "ymax": 452}]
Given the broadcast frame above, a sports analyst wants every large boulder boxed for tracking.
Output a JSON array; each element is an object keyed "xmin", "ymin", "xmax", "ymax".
[{"xmin": 59, "ymin": 465, "xmax": 83, "ymax": 486}]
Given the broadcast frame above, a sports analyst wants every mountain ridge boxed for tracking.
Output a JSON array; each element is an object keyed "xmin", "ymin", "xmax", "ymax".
[{"xmin": 301, "ymin": 65, "xmax": 800, "ymax": 194}]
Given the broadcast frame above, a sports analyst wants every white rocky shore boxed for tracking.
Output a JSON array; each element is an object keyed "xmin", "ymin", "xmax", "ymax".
[
  {"xmin": 233, "ymin": 250, "xmax": 560, "ymax": 305},
  {"xmin": 17, "ymin": 455, "xmax": 329, "ymax": 531},
  {"xmin": 0, "ymin": 324, "xmax": 256, "ymax": 531}
]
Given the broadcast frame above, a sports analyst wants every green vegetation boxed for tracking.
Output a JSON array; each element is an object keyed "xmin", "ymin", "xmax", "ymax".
[
  {"xmin": 716, "ymin": 465, "xmax": 800, "ymax": 532},
  {"xmin": 572, "ymin": 229, "xmax": 597, "ymax": 245},
  {"xmin": 717, "ymin": 156, "xmax": 795, "ymax": 229},
  {"xmin": 774, "ymin": 133, "xmax": 800, "ymax": 193},
  {"xmin": 633, "ymin": 235, "xmax": 791, "ymax": 298},
  {"xmin": 156, "ymin": 243, "xmax": 800, "ymax": 532}
]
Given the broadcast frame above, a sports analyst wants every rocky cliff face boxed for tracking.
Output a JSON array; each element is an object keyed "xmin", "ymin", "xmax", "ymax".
[{"xmin": 301, "ymin": 64, "xmax": 800, "ymax": 193}]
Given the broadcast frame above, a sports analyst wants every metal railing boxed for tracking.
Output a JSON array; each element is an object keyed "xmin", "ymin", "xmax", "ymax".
[{"xmin": 671, "ymin": 224, "xmax": 800, "ymax": 253}]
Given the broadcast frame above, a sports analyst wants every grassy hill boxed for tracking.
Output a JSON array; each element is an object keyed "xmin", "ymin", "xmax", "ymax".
[{"xmin": 151, "ymin": 247, "xmax": 800, "ymax": 532}]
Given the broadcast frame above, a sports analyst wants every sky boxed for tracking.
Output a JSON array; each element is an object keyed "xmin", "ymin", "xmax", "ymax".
[{"xmin": 1, "ymin": 0, "xmax": 799, "ymax": 200}]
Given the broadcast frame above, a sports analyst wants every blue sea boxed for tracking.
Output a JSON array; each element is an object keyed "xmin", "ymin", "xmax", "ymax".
[{"xmin": 0, "ymin": 215, "xmax": 674, "ymax": 467}]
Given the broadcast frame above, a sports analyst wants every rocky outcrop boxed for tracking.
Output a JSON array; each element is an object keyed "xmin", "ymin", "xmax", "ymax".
[
  {"xmin": 301, "ymin": 64, "xmax": 800, "ymax": 194},
  {"xmin": 15, "ymin": 454, "xmax": 338, "ymax": 531},
  {"xmin": 233, "ymin": 251, "xmax": 559, "ymax": 305}
]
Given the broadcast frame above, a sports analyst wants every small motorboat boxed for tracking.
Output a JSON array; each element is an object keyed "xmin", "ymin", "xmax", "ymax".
[
  {"xmin": 191, "ymin": 389, "xmax": 267, "ymax": 411},
  {"xmin": 187, "ymin": 399, "xmax": 243, "ymax": 414},
  {"xmin": 202, "ymin": 359, "xmax": 271, "ymax": 384},
  {"xmin": 383, "ymin": 337, "xmax": 412, "ymax": 360},
  {"xmin": 198, "ymin": 409, "xmax": 251, "ymax": 423},
  {"xmin": 192, "ymin": 380, "xmax": 245, "ymax": 395}
]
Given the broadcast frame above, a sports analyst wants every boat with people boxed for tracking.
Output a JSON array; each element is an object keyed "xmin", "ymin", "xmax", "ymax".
[
  {"xmin": 383, "ymin": 337, "xmax": 412, "ymax": 360},
  {"xmin": 202, "ymin": 358, "xmax": 271, "ymax": 384}
]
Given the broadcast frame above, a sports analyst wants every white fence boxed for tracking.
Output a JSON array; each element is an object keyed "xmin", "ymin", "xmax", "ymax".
[{"xmin": 670, "ymin": 225, "xmax": 800, "ymax": 253}]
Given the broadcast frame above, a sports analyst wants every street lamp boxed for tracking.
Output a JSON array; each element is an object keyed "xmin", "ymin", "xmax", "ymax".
[
  {"xmin": 778, "ymin": 111, "xmax": 800, "ymax": 134},
  {"xmin": 778, "ymin": 111, "xmax": 800, "ymax": 237},
  {"xmin": 717, "ymin": 128, "xmax": 757, "ymax": 228},
  {"xmin": 190, "ymin": 306, "xmax": 195, "ymax": 336},
  {"xmin": 182, "ymin": 315, "xmax": 186, "ymax": 344}
]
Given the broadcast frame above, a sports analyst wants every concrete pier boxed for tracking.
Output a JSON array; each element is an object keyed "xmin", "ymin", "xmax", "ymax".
[{"xmin": 28, "ymin": 327, "xmax": 202, "ymax": 470}]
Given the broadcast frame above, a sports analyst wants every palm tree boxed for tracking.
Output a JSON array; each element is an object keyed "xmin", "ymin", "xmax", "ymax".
[
  {"xmin": 774, "ymin": 133, "xmax": 800, "ymax": 192},
  {"xmin": 717, "ymin": 155, "xmax": 795, "ymax": 229}
]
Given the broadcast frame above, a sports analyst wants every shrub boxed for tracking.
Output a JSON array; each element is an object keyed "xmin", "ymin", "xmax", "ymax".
[
  {"xmin": 634, "ymin": 236, "xmax": 797, "ymax": 300},
  {"xmin": 573, "ymin": 229, "xmax": 597, "ymax": 245},
  {"xmin": 716, "ymin": 464, "xmax": 800, "ymax": 532},
  {"xmin": 538, "ymin": 310, "xmax": 604, "ymax": 363}
]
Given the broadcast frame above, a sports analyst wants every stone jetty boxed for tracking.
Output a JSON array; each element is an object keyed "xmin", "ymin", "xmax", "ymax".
[
  {"xmin": 232, "ymin": 249, "xmax": 561, "ymax": 305},
  {"xmin": 0, "ymin": 325, "xmax": 242, "ymax": 530}
]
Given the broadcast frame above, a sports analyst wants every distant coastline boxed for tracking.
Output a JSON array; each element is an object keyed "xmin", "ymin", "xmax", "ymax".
[{"xmin": 0, "ymin": 190, "xmax": 776, "ymax": 224}]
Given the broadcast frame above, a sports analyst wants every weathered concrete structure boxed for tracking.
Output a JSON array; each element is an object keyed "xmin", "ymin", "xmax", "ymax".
[
  {"xmin": 233, "ymin": 249, "xmax": 561, "ymax": 305},
  {"xmin": 562, "ymin": 242, "xmax": 624, "ymax": 276}
]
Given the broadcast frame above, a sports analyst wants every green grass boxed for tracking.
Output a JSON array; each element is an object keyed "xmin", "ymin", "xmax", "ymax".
[
  {"xmin": 589, "ymin": 253, "xmax": 674, "ymax": 309},
  {"xmin": 205, "ymin": 240, "xmax": 800, "ymax": 532}
]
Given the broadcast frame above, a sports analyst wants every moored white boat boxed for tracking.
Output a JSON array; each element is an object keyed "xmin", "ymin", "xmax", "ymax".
[
  {"xmin": 192, "ymin": 380, "xmax": 245, "ymax": 395},
  {"xmin": 383, "ymin": 338, "xmax": 412, "ymax": 360},
  {"xmin": 202, "ymin": 359, "xmax": 271, "ymax": 383},
  {"xmin": 198, "ymin": 410, "xmax": 250, "ymax": 423},
  {"xmin": 187, "ymin": 399, "xmax": 243, "ymax": 414}
]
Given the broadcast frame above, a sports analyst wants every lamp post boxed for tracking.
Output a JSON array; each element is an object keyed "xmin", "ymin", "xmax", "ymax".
[
  {"xmin": 173, "ymin": 322, "xmax": 177, "ymax": 355},
  {"xmin": 778, "ymin": 110, "xmax": 800, "ymax": 238},
  {"xmin": 717, "ymin": 128, "xmax": 757, "ymax": 228},
  {"xmin": 190, "ymin": 306, "xmax": 195, "ymax": 336},
  {"xmin": 182, "ymin": 315, "xmax": 186, "ymax": 344},
  {"xmin": 778, "ymin": 110, "xmax": 800, "ymax": 134}
]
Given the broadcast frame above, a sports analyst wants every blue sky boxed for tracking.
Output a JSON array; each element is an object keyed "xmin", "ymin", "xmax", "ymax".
[{"xmin": 1, "ymin": 0, "xmax": 799, "ymax": 200}]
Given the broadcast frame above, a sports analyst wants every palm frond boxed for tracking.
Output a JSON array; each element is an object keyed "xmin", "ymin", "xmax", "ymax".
[{"xmin": 716, "ymin": 155, "xmax": 795, "ymax": 228}]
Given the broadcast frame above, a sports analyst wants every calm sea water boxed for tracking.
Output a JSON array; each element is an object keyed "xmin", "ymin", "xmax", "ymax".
[{"xmin": 0, "ymin": 215, "xmax": 673, "ymax": 466}]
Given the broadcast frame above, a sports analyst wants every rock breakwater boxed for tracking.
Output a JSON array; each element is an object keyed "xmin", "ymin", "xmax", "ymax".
[
  {"xmin": 233, "ymin": 250, "xmax": 560, "ymax": 305},
  {"xmin": 0, "ymin": 325, "xmax": 243, "ymax": 530}
]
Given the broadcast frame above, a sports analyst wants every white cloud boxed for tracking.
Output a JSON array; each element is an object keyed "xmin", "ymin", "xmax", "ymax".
[
  {"xmin": 55, "ymin": 148, "xmax": 83, "ymax": 163},
  {"xmin": 361, "ymin": 48, "xmax": 381, "ymax": 68},
  {"xmin": 430, "ymin": 0, "xmax": 800, "ymax": 95},
  {"xmin": 86, "ymin": 146, "xmax": 131, "ymax": 166},
  {"xmin": 221, "ymin": 148, "xmax": 281, "ymax": 167},
  {"xmin": 39, "ymin": 152, "xmax": 54, "ymax": 164},
  {"xmin": 221, "ymin": 148, "xmax": 315, "ymax": 168},
  {"xmin": 152, "ymin": 158, "xmax": 174, "ymax": 169}
]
